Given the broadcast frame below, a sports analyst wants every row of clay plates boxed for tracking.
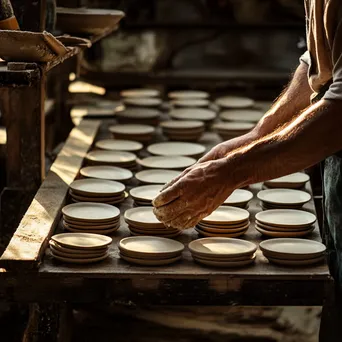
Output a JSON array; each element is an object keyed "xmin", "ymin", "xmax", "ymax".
[
  {"xmin": 264, "ymin": 172, "xmax": 310, "ymax": 189},
  {"xmin": 119, "ymin": 236, "xmax": 184, "ymax": 266},
  {"xmin": 189, "ymin": 238, "xmax": 257, "ymax": 267},
  {"xmin": 196, "ymin": 206, "xmax": 250, "ymax": 238},
  {"xmin": 255, "ymin": 209, "xmax": 316, "ymax": 238},
  {"xmin": 260, "ymin": 238, "xmax": 326, "ymax": 266},
  {"xmin": 257, "ymin": 189, "xmax": 311, "ymax": 210},
  {"xmin": 86, "ymin": 150, "xmax": 138, "ymax": 171},
  {"xmin": 109, "ymin": 124, "xmax": 156, "ymax": 143},
  {"xmin": 49, "ymin": 233, "xmax": 112, "ymax": 264},
  {"xmin": 124, "ymin": 207, "xmax": 181, "ymax": 238},
  {"xmin": 130, "ymin": 184, "xmax": 163, "ymax": 206},
  {"xmin": 61, "ymin": 203, "xmax": 121, "ymax": 235},
  {"xmin": 160, "ymin": 120, "xmax": 205, "ymax": 141},
  {"xmin": 69, "ymin": 179, "xmax": 126, "ymax": 205}
]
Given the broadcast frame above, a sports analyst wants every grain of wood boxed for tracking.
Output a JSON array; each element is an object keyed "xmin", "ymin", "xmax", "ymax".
[{"xmin": 0, "ymin": 120, "xmax": 100, "ymax": 270}]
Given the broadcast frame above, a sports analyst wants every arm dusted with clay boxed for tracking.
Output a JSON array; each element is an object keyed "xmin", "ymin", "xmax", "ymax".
[{"xmin": 153, "ymin": 99, "xmax": 342, "ymax": 229}]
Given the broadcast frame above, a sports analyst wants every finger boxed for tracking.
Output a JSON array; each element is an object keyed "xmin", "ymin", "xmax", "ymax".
[
  {"xmin": 153, "ymin": 199, "xmax": 186, "ymax": 224},
  {"xmin": 152, "ymin": 181, "xmax": 183, "ymax": 208}
]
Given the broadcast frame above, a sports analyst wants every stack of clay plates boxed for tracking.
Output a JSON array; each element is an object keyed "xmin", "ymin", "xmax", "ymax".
[
  {"xmin": 147, "ymin": 142, "xmax": 206, "ymax": 158},
  {"xmin": 95, "ymin": 139, "xmax": 143, "ymax": 152},
  {"xmin": 213, "ymin": 122, "xmax": 255, "ymax": 140},
  {"xmin": 124, "ymin": 207, "xmax": 181, "ymax": 238},
  {"xmin": 120, "ymin": 88, "xmax": 160, "ymax": 98},
  {"xmin": 168, "ymin": 90, "xmax": 209, "ymax": 100},
  {"xmin": 49, "ymin": 233, "xmax": 112, "ymax": 264},
  {"xmin": 85, "ymin": 150, "xmax": 137, "ymax": 171},
  {"xmin": 122, "ymin": 97, "xmax": 162, "ymax": 108},
  {"xmin": 264, "ymin": 172, "xmax": 310, "ymax": 189},
  {"xmin": 114, "ymin": 108, "xmax": 161, "ymax": 126},
  {"xmin": 189, "ymin": 237, "xmax": 257, "ymax": 267},
  {"xmin": 160, "ymin": 120, "xmax": 205, "ymax": 141},
  {"xmin": 259, "ymin": 238, "xmax": 326, "ymax": 266},
  {"xmin": 138, "ymin": 155, "xmax": 196, "ymax": 170},
  {"xmin": 223, "ymin": 189, "xmax": 253, "ymax": 208},
  {"xmin": 169, "ymin": 108, "xmax": 216, "ymax": 124},
  {"xmin": 119, "ymin": 236, "xmax": 184, "ymax": 266},
  {"xmin": 62, "ymin": 203, "xmax": 120, "ymax": 235},
  {"xmin": 69, "ymin": 179, "xmax": 126, "ymax": 205},
  {"xmin": 255, "ymin": 209, "xmax": 316, "ymax": 238},
  {"xmin": 80, "ymin": 166, "xmax": 133, "ymax": 184},
  {"xmin": 171, "ymin": 98, "xmax": 210, "ymax": 108},
  {"xmin": 135, "ymin": 169, "xmax": 181, "ymax": 184},
  {"xmin": 109, "ymin": 124, "xmax": 155, "ymax": 143},
  {"xmin": 219, "ymin": 109, "xmax": 264, "ymax": 123},
  {"xmin": 196, "ymin": 206, "xmax": 250, "ymax": 238},
  {"xmin": 130, "ymin": 184, "xmax": 163, "ymax": 206},
  {"xmin": 257, "ymin": 189, "xmax": 311, "ymax": 210},
  {"xmin": 215, "ymin": 96, "xmax": 255, "ymax": 109}
]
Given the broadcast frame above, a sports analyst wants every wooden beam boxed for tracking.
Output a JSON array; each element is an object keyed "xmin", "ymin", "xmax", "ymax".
[{"xmin": 0, "ymin": 120, "xmax": 100, "ymax": 270}]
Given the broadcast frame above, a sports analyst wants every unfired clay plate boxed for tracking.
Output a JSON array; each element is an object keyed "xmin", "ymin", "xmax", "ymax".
[
  {"xmin": 224, "ymin": 189, "xmax": 253, "ymax": 205},
  {"xmin": 147, "ymin": 142, "xmax": 205, "ymax": 157},
  {"xmin": 120, "ymin": 89, "xmax": 160, "ymax": 98},
  {"xmin": 123, "ymin": 97, "xmax": 162, "ymax": 107},
  {"xmin": 51, "ymin": 232, "xmax": 112, "ymax": 249},
  {"xmin": 171, "ymin": 99, "xmax": 209, "ymax": 107},
  {"xmin": 193, "ymin": 255, "xmax": 255, "ymax": 267},
  {"xmin": 215, "ymin": 96, "xmax": 255, "ymax": 108},
  {"xmin": 138, "ymin": 156, "xmax": 196, "ymax": 169},
  {"xmin": 124, "ymin": 207, "xmax": 163, "ymax": 226},
  {"xmin": 169, "ymin": 108, "xmax": 216, "ymax": 121},
  {"xmin": 70, "ymin": 179, "xmax": 125, "ymax": 196},
  {"xmin": 160, "ymin": 120, "xmax": 204, "ymax": 130},
  {"xmin": 135, "ymin": 169, "xmax": 181, "ymax": 184},
  {"xmin": 168, "ymin": 90, "xmax": 209, "ymax": 99},
  {"xmin": 219, "ymin": 109, "xmax": 264, "ymax": 122},
  {"xmin": 95, "ymin": 139, "xmax": 143, "ymax": 152},
  {"xmin": 201, "ymin": 206, "xmax": 250, "ymax": 224},
  {"xmin": 80, "ymin": 166, "xmax": 133, "ymax": 181},
  {"xmin": 130, "ymin": 184, "xmax": 163, "ymax": 201},
  {"xmin": 120, "ymin": 253, "xmax": 181, "ymax": 266},
  {"xmin": 86, "ymin": 150, "xmax": 136, "ymax": 164},
  {"xmin": 109, "ymin": 124, "xmax": 155, "ymax": 135},
  {"xmin": 257, "ymin": 189, "xmax": 311, "ymax": 205},
  {"xmin": 264, "ymin": 172, "xmax": 310, "ymax": 187}
]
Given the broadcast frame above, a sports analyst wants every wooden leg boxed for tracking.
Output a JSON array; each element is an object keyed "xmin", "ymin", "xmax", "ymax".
[{"xmin": 22, "ymin": 303, "xmax": 73, "ymax": 342}]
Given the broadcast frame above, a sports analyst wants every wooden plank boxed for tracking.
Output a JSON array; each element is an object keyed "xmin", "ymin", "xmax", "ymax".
[{"xmin": 0, "ymin": 120, "xmax": 100, "ymax": 270}]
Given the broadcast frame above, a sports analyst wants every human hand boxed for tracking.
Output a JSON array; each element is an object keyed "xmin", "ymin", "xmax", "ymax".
[{"xmin": 152, "ymin": 158, "xmax": 237, "ymax": 230}]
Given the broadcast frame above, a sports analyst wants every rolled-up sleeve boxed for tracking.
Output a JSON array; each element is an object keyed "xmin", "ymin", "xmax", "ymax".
[{"xmin": 324, "ymin": 12, "xmax": 342, "ymax": 100}]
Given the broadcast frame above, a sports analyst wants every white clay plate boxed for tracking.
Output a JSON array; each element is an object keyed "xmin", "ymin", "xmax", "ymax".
[
  {"xmin": 51, "ymin": 232, "xmax": 112, "ymax": 249},
  {"xmin": 51, "ymin": 252, "xmax": 109, "ymax": 264},
  {"xmin": 188, "ymin": 237, "xmax": 257, "ymax": 258},
  {"xmin": 70, "ymin": 179, "xmax": 125, "ymax": 196},
  {"xmin": 168, "ymin": 90, "xmax": 209, "ymax": 99},
  {"xmin": 257, "ymin": 189, "xmax": 311, "ymax": 205},
  {"xmin": 169, "ymin": 108, "xmax": 216, "ymax": 121},
  {"xmin": 123, "ymin": 97, "xmax": 162, "ymax": 107},
  {"xmin": 138, "ymin": 156, "xmax": 196, "ymax": 169},
  {"xmin": 50, "ymin": 246, "xmax": 107, "ymax": 259},
  {"xmin": 80, "ymin": 166, "xmax": 133, "ymax": 181},
  {"xmin": 109, "ymin": 124, "xmax": 155, "ymax": 135},
  {"xmin": 219, "ymin": 109, "xmax": 264, "ymax": 122},
  {"xmin": 115, "ymin": 108, "xmax": 161, "ymax": 119},
  {"xmin": 49, "ymin": 240, "xmax": 107, "ymax": 255},
  {"xmin": 124, "ymin": 206, "xmax": 163, "ymax": 226},
  {"xmin": 171, "ymin": 99, "xmax": 209, "ymax": 107},
  {"xmin": 86, "ymin": 150, "xmax": 137, "ymax": 164},
  {"xmin": 255, "ymin": 225, "xmax": 314, "ymax": 238},
  {"xmin": 215, "ymin": 96, "xmax": 255, "ymax": 108},
  {"xmin": 224, "ymin": 189, "xmax": 253, "ymax": 205},
  {"xmin": 120, "ymin": 253, "xmax": 181, "ymax": 266},
  {"xmin": 130, "ymin": 184, "xmax": 163, "ymax": 201},
  {"xmin": 160, "ymin": 120, "xmax": 204, "ymax": 130},
  {"xmin": 213, "ymin": 122, "xmax": 255, "ymax": 131},
  {"xmin": 95, "ymin": 139, "xmax": 143, "ymax": 152},
  {"xmin": 201, "ymin": 206, "xmax": 250, "ymax": 224},
  {"xmin": 193, "ymin": 254, "xmax": 255, "ymax": 267},
  {"xmin": 119, "ymin": 236, "xmax": 184, "ymax": 257},
  {"xmin": 259, "ymin": 238, "xmax": 326, "ymax": 259},
  {"xmin": 147, "ymin": 142, "xmax": 206, "ymax": 157},
  {"xmin": 195, "ymin": 227, "xmax": 247, "ymax": 238},
  {"xmin": 62, "ymin": 203, "xmax": 120, "ymax": 222},
  {"xmin": 135, "ymin": 169, "xmax": 181, "ymax": 184},
  {"xmin": 255, "ymin": 209, "xmax": 316, "ymax": 227},
  {"xmin": 120, "ymin": 88, "xmax": 160, "ymax": 98},
  {"xmin": 266, "ymin": 255, "xmax": 325, "ymax": 266},
  {"xmin": 264, "ymin": 172, "xmax": 310, "ymax": 187}
]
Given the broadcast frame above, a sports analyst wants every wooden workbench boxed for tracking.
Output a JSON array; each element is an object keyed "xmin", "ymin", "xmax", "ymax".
[{"xmin": 0, "ymin": 118, "xmax": 333, "ymax": 342}]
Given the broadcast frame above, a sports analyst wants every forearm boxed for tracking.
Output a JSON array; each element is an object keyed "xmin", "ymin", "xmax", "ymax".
[{"xmin": 227, "ymin": 99, "xmax": 342, "ymax": 188}]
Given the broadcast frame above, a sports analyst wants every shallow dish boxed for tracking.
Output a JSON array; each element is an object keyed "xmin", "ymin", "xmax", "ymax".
[
  {"xmin": 69, "ymin": 179, "xmax": 125, "ymax": 196},
  {"xmin": 255, "ymin": 225, "xmax": 314, "ymax": 237},
  {"xmin": 256, "ymin": 221, "xmax": 313, "ymax": 232},
  {"xmin": 171, "ymin": 99, "xmax": 209, "ymax": 107},
  {"xmin": 215, "ymin": 96, "xmax": 255, "ymax": 109},
  {"xmin": 197, "ymin": 223, "xmax": 249, "ymax": 234},
  {"xmin": 169, "ymin": 108, "xmax": 216, "ymax": 121},
  {"xmin": 95, "ymin": 139, "xmax": 143, "ymax": 152},
  {"xmin": 80, "ymin": 165, "xmax": 133, "ymax": 182},
  {"xmin": 50, "ymin": 246, "xmax": 107, "ymax": 259},
  {"xmin": 51, "ymin": 232, "xmax": 112, "ymax": 249},
  {"xmin": 123, "ymin": 97, "xmax": 162, "ymax": 107},
  {"xmin": 135, "ymin": 169, "xmax": 181, "ymax": 184},
  {"xmin": 130, "ymin": 184, "xmax": 163, "ymax": 202},
  {"xmin": 64, "ymin": 225, "xmax": 119, "ymax": 235},
  {"xmin": 124, "ymin": 206, "xmax": 164, "ymax": 227},
  {"xmin": 120, "ymin": 253, "xmax": 181, "ymax": 266},
  {"xmin": 257, "ymin": 189, "xmax": 311, "ymax": 205},
  {"xmin": 223, "ymin": 189, "xmax": 253, "ymax": 206},
  {"xmin": 195, "ymin": 227, "xmax": 247, "ymax": 238},
  {"xmin": 193, "ymin": 255, "xmax": 256, "ymax": 267},
  {"xmin": 138, "ymin": 156, "xmax": 196, "ymax": 169},
  {"xmin": 188, "ymin": 237, "xmax": 257, "ymax": 258},
  {"xmin": 120, "ymin": 89, "xmax": 160, "ymax": 98},
  {"xmin": 147, "ymin": 142, "xmax": 206, "ymax": 157},
  {"xmin": 219, "ymin": 109, "xmax": 264, "ymax": 122},
  {"xmin": 63, "ymin": 219, "xmax": 119, "ymax": 230},
  {"xmin": 265, "ymin": 255, "xmax": 325, "ymax": 266},
  {"xmin": 201, "ymin": 206, "xmax": 250, "ymax": 225},
  {"xmin": 49, "ymin": 240, "xmax": 108, "ymax": 254},
  {"xmin": 62, "ymin": 203, "xmax": 120, "ymax": 222},
  {"xmin": 51, "ymin": 252, "xmax": 109, "ymax": 264},
  {"xmin": 264, "ymin": 172, "xmax": 310, "ymax": 189},
  {"xmin": 86, "ymin": 150, "xmax": 136, "ymax": 164},
  {"xmin": 168, "ymin": 90, "xmax": 209, "ymax": 99},
  {"xmin": 160, "ymin": 120, "xmax": 204, "ymax": 130},
  {"xmin": 109, "ymin": 124, "xmax": 155, "ymax": 135}
]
